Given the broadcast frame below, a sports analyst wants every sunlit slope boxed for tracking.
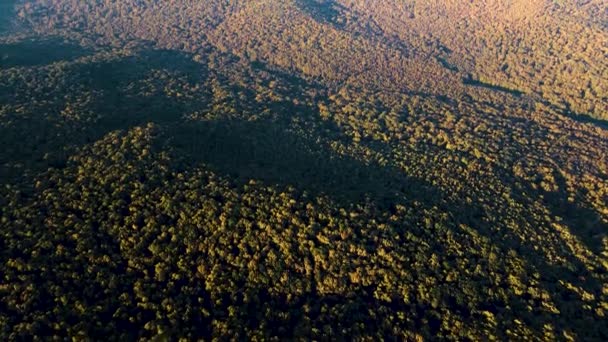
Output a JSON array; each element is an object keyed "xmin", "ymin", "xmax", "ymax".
[
  {"xmin": 336, "ymin": 0, "xmax": 608, "ymax": 119},
  {"xmin": 19, "ymin": 0, "xmax": 608, "ymax": 119},
  {"xmin": 1, "ymin": 0, "xmax": 607, "ymax": 340}
]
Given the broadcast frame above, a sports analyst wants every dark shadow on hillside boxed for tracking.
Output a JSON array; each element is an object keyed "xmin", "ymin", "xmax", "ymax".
[
  {"xmin": 0, "ymin": 47, "xmax": 209, "ymax": 184},
  {"xmin": 295, "ymin": 0, "xmax": 347, "ymax": 28},
  {"xmin": 475, "ymin": 101, "xmax": 608, "ymax": 255},
  {"xmin": 535, "ymin": 167, "xmax": 606, "ymax": 254},
  {"xmin": 0, "ymin": 39, "xmax": 92, "ymax": 68},
  {"xmin": 163, "ymin": 119, "xmax": 436, "ymax": 206},
  {"xmin": 554, "ymin": 101, "xmax": 608, "ymax": 129},
  {"xmin": 1, "ymin": 42, "xmax": 606, "ymax": 339},
  {"xmin": 160, "ymin": 114, "xmax": 608, "ymax": 339},
  {"xmin": 0, "ymin": 1, "xmax": 17, "ymax": 34},
  {"xmin": 460, "ymin": 102, "xmax": 607, "ymax": 261},
  {"xmin": 439, "ymin": 179, "xmax": 607, "ymax": 340},
  {"xmin": 463, "ymin": 76, "xmax": 524, "ymax": 97},
  {"xmin": 531, "ymin": 99, "xmax": 608, "ymax": 129},
  {"xmin": 79, "ymin": 49, "xmax": 209, "ymax": 126},
  {"xmin": 436, "ymin": 56, "xmax": 459, "ymax": 72},
  {"xmin": 567, "ymin": 112, "xmax": 608, "ymax": 129}
]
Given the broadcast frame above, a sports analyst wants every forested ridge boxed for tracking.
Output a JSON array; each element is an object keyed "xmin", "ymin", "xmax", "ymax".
[{"xmin": 1, "ymin": 0, "xmax": 607, "ymax": 340}]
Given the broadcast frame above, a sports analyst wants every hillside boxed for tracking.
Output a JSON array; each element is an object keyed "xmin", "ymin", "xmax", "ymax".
[{"xmin": 1, "ymin": 0, "xmax": 607, "ymax": 340}]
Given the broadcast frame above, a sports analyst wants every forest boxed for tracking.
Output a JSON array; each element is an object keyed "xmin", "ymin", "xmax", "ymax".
[{"xmin": 1, "ymin": 0, "xmax": 607, "ymax": 340}]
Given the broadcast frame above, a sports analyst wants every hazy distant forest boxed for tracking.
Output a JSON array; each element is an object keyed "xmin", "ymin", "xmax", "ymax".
[{"xmin": 1, "ymin": 0, "xmax": 607, "ymax": 340}]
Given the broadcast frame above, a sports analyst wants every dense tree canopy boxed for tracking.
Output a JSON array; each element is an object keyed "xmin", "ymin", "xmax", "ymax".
[{"xmin": 1, "ymin": 0, "xmax": 607, "ymax": 340}]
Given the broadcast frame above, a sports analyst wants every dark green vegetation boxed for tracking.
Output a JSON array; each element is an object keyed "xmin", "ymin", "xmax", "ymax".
[{"xmin": 1, "ymin": 0, "xmax": 607, "ymax": 340}]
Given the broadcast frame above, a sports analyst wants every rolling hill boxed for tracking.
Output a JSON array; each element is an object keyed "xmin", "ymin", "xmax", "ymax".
[{"xmin": 1, "ymin": 0, "xmax": 607, "ymax": 340}]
